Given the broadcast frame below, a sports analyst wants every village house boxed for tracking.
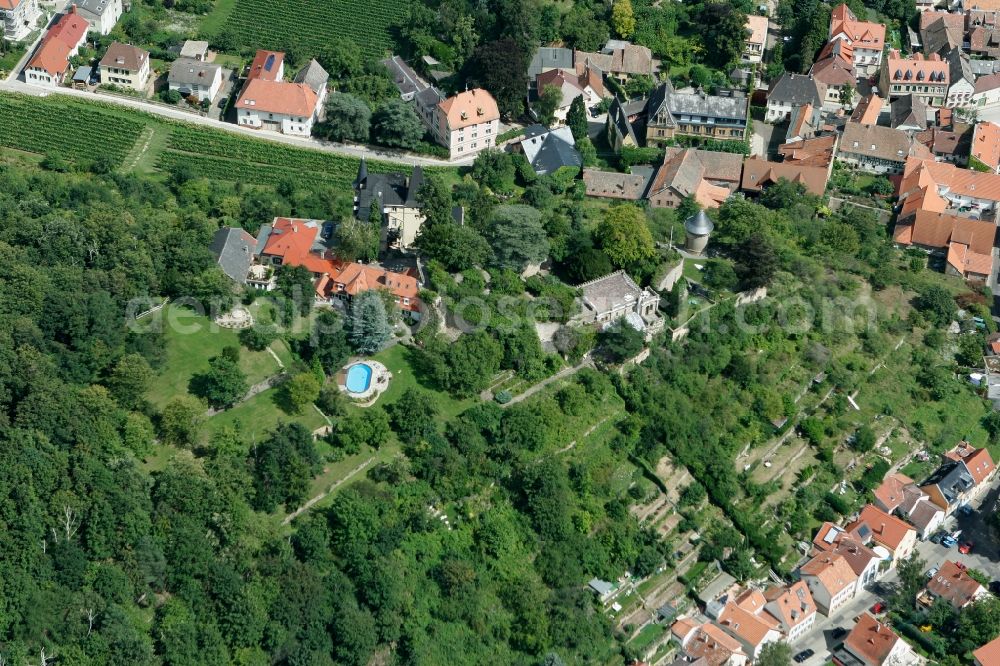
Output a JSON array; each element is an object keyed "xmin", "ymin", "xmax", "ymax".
[
  {"xmin": 838, "ymin": 122, "xmax": 932, "ymax": 174},
  {"xmin": 897, "ymin": 156, "xmax": 1000, "ymax": 219},
  {"xmin": 210, "ymin": 227, "xmax": 257, "ymax": 284},
  {"xmin": 766, "ymin": 73, "xmax": 827, "ymax": 122},
  {"xmin": 919, "ymin": 443, "xmax": 996, "ymax": 514},
  {"xmin": 24, "ymin": 6, "xmax": 88, "ymax": 87},
  {"xmin": 249, "ymin": 217, "xmax": 421, "ymax": 317},
  {"xmin": 582, "ymin": 168, "xmax": 651, "ymax": 202},
  {"xmin": 236, "ymin": 51, "xmax": 327, "ymax": 136},
  {"xmin": 646, "ymin": 82, "xmax": 749, "ymax": 144},
  {"xmin": 429, "ymin": 88, "xmax": 500, "ymax": 160},
  {"xmin": 810, "ymin": 41, "xmax": 858, "ymax": 107},
  {"xmin": 1, "ymin": 0, "xmax": 40, "ymax": 41},
  {"xmin": 352, "ymin": 160, "xmax": 458, "ymax": 251},
  {"xmin": 890, "ymin": 94, "xmax": 930, "ymax": 132},
  {"xmin": 293, "ymin": 59, "xmax": 329, "ymax": 112},
  {"xmin": 744, "ymin": 15, "xmax": 769, "ymax": 63},
  {"xmin": 577, "ymin": 270, "xmax": 663, "ymax": 339},
  {"xmin": 922, "ymin": 560, "xmax": 989, "ymax": 608},
  {"xmin": 879, "ymin": 51, "xmax": 950, "ymax": 106},
  {"xmin": 893, "ymin": 209, "xmax": 995, "ymax": 282},
  {"xmin": 812, "ymin": 522, "xmax": 884, "ymax": 588},
  {"xmin": 946, "ymin": 50, "xmax": 976, "ymax": 108},
  {"xmin": 919, "ymin": 11, "xmax": 964, "ymax": 56},
  {"xmin": 574, "ymin": 40, "xmax": 655, "ymax": 83},
  {"xmin": 99, "ymin": 42, "xmax": 150, "ymax": 92},
  {"xmin": 971, "ymin": 121, "xmax": 1000, "ymax": 172},
  {"xmin": 168, "ymin": 58, "xmax": 223, "ymax": 102},
  {"xmin": 514, "ymin": 125, "xmax": 583, "ymax": 175},
  {"xmin": 605, "ymin": 97, "xmax": 643, "ymax": 152},
  {"xmin": 645, "ymin": 147, "xmax": 743, "ymax": 209},
  {"xmin": 762, "ymin": 582, "xmax": 817, "ymax": 643},
  {"xmin": 778, "ymin": 134, "xmax": 838, "ymax": 167},
  {"xmin": 741, "ymin": 155, "xmax": 831, "ymax": 198},
  {"xmin": 846, "ymin": 505, "xmax": 918, "ymax": 565},
  {"xmin": 844, "ymin": 613, "xmax": 923, "ymax": 666},
  {"xmin": 671, "ymin": 618, "xmax": 749, "ymax": 666},
  {"xmin": 532, "ymin": 66, "xmax": 606, "ymax": 124},
  {"xmin": 800, "ymin": 552, "xmax": 858, "ymax": 615},
  {"xmin": 851, "ymin": 93, "xmax": 885, "ymax": 124},
  {"xmin": 829, "ymin": 3, "xmax": 887, "ymax": 75},
  {"xmin": 973, "ymin": 72, "xmax": 1000, "ymax": 108},
  {"xmin": 715, "ymin": 590, "xmax": 783, "ymax": 660},
  {"xmin": 383, "ymin": 55, "xmax": 431, "ymax": 102},
  {"xmin": 75, "ymin": 0, "xmax": 122, "ymax": 35}
]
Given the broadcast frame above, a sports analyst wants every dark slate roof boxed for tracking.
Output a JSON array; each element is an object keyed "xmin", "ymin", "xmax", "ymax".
[
  {"xmin": 210, "ymin": 227, "xmax": 257, "ymax": 283},
  {"xmin": 169, "ymin": 58, "xmax": 222, "ymax": 86},
  {"xmin": 647, "ymin": 82, "xmax": 748, "ymax": 124},
  {"xmin": 922, "ymin": 460, "xmax": 975, "ymax": 506},
  {"xmin": 528, "ymin": 47, "xmax": 575, "ymax": 80},
  {"xmin": 520, "ymin": 125, "xmax": 582, "ymax": 175},
  {"xmin": 293, "ymin": 59, "xmax": 330, "ymax": 95},
  {"xmin": 254, "ymin": 223, "xmax": 272, "ymax": 256},
  {"xmin": 609, "ymin": 97, "xmax": 639, "ymax": 145},
  {"xmin": 768, "ymin": 73, "xmax": 825, "ymax": 107},
  {"xmin": 73, "ymin": 65, "xmax": 92, "ymax": 82},
  {"xmin": 947, "ymin": 48, "xmax": 974, "ymax": 88},
  {"xmin": 381, "ymin": 55, "xmax": 429, "ymax": 97},
  {"xmin": 354, "ymin": 168, "xmax": 422, "ymax": 219},
  {"xmin": 970, "ymin": 59, "xmax": 1000, "ymax": 76}
]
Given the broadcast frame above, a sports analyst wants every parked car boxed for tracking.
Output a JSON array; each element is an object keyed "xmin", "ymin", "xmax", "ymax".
[
  {"xmin": 941, "ymin": 536, "xmax": 957, "ymax": 548},
  {"xmin": 929, "ymin": 531, "xmax": 943, "ymax": 544},
  {"xmin": 927, "ymin": 566, "xmax": 940, "ymax": 578},
  {"xmin": 832, "ymin": 627, "xmax": 848, "ymax": 640},
  {"xmin": 959, "ymin": 505, "xmax": 974, "ymax": 516},
  {"xmin": 870, "ymin": 601, "xmax": 886, "ymax": 614},
  {"xmin": 959, "ymin": 541, "xmax": 974, "ymax": 554},
  {"xmin": 794, "ymin": 649, "xmax": 815, "ymax": 663}
]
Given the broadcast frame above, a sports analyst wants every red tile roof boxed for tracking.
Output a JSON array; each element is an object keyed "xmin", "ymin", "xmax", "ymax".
[
  {"xmin": 778, "ymin": 135, "xmax": 837, "ymax": 167},
  {"xmin": 845, "ymin": 613, "xmax": 904, "ymax": 666},
  {"xmin": 28, "ymin": 8, "xmax": 88, "ymax": 77},
  {"xmin": 873, "ymin": 473, "xmax": 914, "ymax": 512},
  {"xmin": 248, "ymin": 49, "xmax": 284, "ymax": 81},
  {"xmin": 741, "ymin": 156, "xmax": 830, "ymax": 197},
  {"xmin": 926, "ymin": 560, "xmax": 987, "ymax": 608},
  {"xmin": 236, "ymin": 79, "xmax": 318, "ymax": 117},
  {"xmin": 848, "ymin": 505, "xmax": 915, "ymax": 552},
  {"xmin": 973, "ymin": 635, "xmax": 1000, "ymax": 666},
  {"xmin": 885, "ymin": 50, "xmax": 949, "ymax": 86},
  {"xmin": 829, "ymin": 4, "xmax": 886, "ymax": 50},
  {"xmin": 763, "ymin": 581, "xmax": 817, "ymax": 630},
  {"xmin": 945, "ymin": 443, "xmax": 996, "ymax": 485},
  {"xmin": 801, "ymin": 553, "xmax": 857, "ymax": 597},
  {"xmin": 851, "ymin": 94, "xmax": 883, "ymax": 125}
]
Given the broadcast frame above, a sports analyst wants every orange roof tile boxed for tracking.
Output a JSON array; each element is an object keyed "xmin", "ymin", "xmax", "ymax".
[
  {"xmin": 28, "ymin": 8, "xmax": 88, "ymax": 76},
  {"xmin": 438, "ymin": 88, "xmax": 500, "ymax": 130},
  {"xmin": 874, "ymin": 473, "xmax": 915, "ymax": 512},
  {"xmin": 896, "ymin": 209, "xmax": 996, "ymax": 256},
  {"xmin": 947, "ymin": 242, "xmax": 993, "ymax": 278},
  {"xmin": 845, "ymin": 613, "xmax": 903, "ymax": 666},
  {"xmin": 683, "ymin": 624, "xmax": 744, "ymax": 666},
  {"xmin": 848, "ymin": 505, "xmax": 915, "ymax": 552},
  {"xmin": 778, "ymin": 135, "xmax": 836, "ymax": 167},
  {"xmin": 746, "ymin": 15, "xmax": 768, "ymax": 45},
  {"xmin": 717, "ymin": 602, "xmax": 779, "ymax": 650},
  {"xmin": 973, "ymin": 122, "xmax": 1000, "ymax": 171},
  {"xmin": 829, "ymin": 4, "xmax": 886, "ymax": 49},
  {"xmin": 945, "ymin": 444, "xmax": 996, "ymax": 485},
  {"xmin": 763, "ymin": 581, "xmax": 816, "ymax": 630},
  {"xmin": 236, "ymin": 79, "xmax": 318, "ymax": 117},
  {"xmin": 973, "ymin": 635, "xmax": 1000, "ymax": 666},
  {"xmin": 741, "ymin": 156, "xmax": 829, "ymax": 197},
  {"xmin": 851, "ymin": 94, "xmax": 883, "ymax": 125},
  {"xmin": 801, "ymin": 553, "xmax": 857, "ymax": 597},
  {"xmin": 885, "ymin": 50, "xmax": 949, "ymax": 86}
]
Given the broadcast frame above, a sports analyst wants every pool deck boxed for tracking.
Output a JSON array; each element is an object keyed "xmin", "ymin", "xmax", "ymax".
[{"xmin": 337, "ymin": 360, "xmax": 391, "ymax": 405}]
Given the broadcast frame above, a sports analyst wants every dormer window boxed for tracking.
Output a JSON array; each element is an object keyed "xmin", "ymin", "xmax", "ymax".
[
  {"xmin": 460, "ymin": 111, "xmax": 468, "ymax": 120},
  {"xmin": 476, "ymin": 107, "xmax": 484, "ymax": 116}
]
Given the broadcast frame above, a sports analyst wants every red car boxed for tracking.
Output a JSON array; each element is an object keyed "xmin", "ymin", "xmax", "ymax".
[
  {"xmin": 959, "ymin": 542, "xmax": 973, "ymax": 554},
  {"xmin": 870, "ymin": 602, "xmax": 886, "ymax": 614}
]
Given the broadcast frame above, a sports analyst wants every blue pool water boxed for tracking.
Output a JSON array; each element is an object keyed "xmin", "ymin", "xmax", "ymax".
[{"xmin": 345, "ymin": 363, "xmax": 373, "ymax": 393}]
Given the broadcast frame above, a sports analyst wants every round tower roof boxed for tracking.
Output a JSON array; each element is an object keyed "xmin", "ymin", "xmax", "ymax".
[{"xmin": 684, "ymin": 210, "xmax": 714, "ymax": 236}]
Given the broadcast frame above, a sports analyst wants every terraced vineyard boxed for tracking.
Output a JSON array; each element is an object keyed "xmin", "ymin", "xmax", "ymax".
[
  {"xmin": 161, "ymin": 125, "xmax": 418, "ymax": 189},
  {"xmin": 0, "ymin": 95, "xmax": 145, "ymax": 166},
  {"xmin": 218, "ymin": 0, "xmax": 411, "ymax": 59}
]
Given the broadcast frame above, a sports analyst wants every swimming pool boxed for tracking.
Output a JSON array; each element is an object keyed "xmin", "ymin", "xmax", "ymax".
[{"xmin": 345, "ymin": 363, "xmax": 374, "ymax": 393}]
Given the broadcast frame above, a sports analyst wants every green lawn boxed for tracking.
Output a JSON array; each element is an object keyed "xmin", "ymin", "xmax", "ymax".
[
  {"xmin": 367, "ymin": 344, "xmax": 478, "ymax": 419},
  {"xmin": 628, "ymin": 622, "xmax": 668, "ymax": 654},
  {"xmin": 202, "ymin": 387, "xmax": 326, "ymax": 443},
  {"xmin": 198, "ymin": 0, "xmax": 239, "ymax": 36},
  {"xmin": 144, "ymin": 308, "xmax": 290, "ymax": 408}
]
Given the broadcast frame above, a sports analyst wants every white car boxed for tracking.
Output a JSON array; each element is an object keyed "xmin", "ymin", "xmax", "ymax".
[{"xmin": 926, "ymin": 566, "xmax": 939, "ymax": 579}]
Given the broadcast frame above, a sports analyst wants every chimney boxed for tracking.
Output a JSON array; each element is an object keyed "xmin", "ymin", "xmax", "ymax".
[{"xmin": 69, "ymin": 3, "xmax": 77, "ymax": 13}]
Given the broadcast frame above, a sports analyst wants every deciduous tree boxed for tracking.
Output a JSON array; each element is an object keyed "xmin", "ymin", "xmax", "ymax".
[
  {"xmin": 371, "ymin": 99, "xmax": 425, "ymax": 149},
  {"xmin": 595, "ymin": 205, "xmax": 656, "ymax": 267},
  {"xmin": 319, "ymin": 93, "xmax": 371, "ymax": 142}
]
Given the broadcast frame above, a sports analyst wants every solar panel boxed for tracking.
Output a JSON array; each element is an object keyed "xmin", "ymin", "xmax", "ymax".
[{"xmin": 264, "ymin": 54, "xmax": 275, "ymax": 72}]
